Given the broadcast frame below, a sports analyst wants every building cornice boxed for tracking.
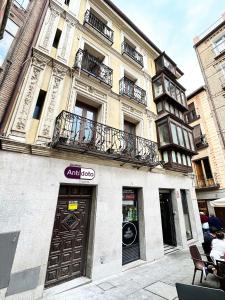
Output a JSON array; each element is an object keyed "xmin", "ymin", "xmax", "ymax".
[{"xmin": 187, "ymin": 86, "xmax": 206, "ymax": 100}]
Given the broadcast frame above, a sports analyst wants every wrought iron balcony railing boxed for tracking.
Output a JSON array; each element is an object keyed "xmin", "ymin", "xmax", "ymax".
[
  {"xmin": 84, "ymin": 10, "xmax": 114, "ymax": 44},
  {"xmin": 121, "ymin": 41, "xmax": 143, "ymax": 67},
  {"xmin": 119, "ymin": 77, "xmax": 147, "ymax": 106},
  {"xmin": 74, "ymin": 49, "xmax": 113, "ymax": 87},
  {"xmin": 52, "ymin": 111, "xmax": 160, "ymax": 168},
  {"xmin": 195, "ymin": 134, "xmax": 208, "ymax": 149}
]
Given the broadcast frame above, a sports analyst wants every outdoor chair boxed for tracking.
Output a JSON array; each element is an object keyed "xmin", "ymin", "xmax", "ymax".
[
  {"xmin": 214, "ymin": 260, "xmax": 225, "ymax": 291},
  {"xmin": 176, "ymin": 282, "xmax": 225, "ymax": 300},
  {"xmin": 189, "ymin": 245, "xmax": 214, "ymax": 285}
]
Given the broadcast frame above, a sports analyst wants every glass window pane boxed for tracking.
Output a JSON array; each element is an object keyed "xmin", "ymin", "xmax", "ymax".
[
  {"xmin": 74, "ymin": 106, "xmax": 83, "ymax": 116},
  {"xmin": 164, "ymin": 57, "xmax": 175, "ymax": 74},
  {"xmin": 164, "ymin": 78, "xmax": 170, "ymax": 94},
  {"xmin": 163, "ymin": 151, "xmax": 169, "ymax": 163},
  {"xmin": 181, "ymin": 92, "xmax": 186, "ymax": 106},
  {"xmin": 182, "ymin": 154, "xmax": 187, "ymax": 165},
  {"xmin": 6, "ymin": 19, "xmax": 19, "ymax": 36},
  {"xmin": 183, "ymin": 130, "xmax": 190, "ymax": 149},
  {"xmin": 172, "ymin": 151, "xmax": 177, "ymax": 162},
  {"xmin": 187, "ymin": 156, "xmax": 191, "ymax": 166},
  {"xmin": 177, "ymin": 127, "xmax": 184, "ymax": 147},
  {"xmin": 176, "ymin": 89, "xmax": 182, "ymax": 103},
  {"xmin": 188, "ymin": 132, "xmax": 195, "ymax": 151},
  {"xmin": 157, "ymin": 102, "xmax": 163, "ymax": 112},
  {"xmin": 154, "ymin": 78, "xmax": 163, "ymax": 97},
  {"xmin": 158, "ymin": 123, "xmax": 170, "ymax": 146},
  {"xmin": 0, "ymin": 32, "xmax": 14, "ymax": 65},
  {"xmin": 14, "ymin": 0, "xmax": 29, "ymax": 9},
  {"xmin": 170, "ymin": 104, "xmax": 175, "ymax": 114},
  {"xmin": 177, "ymin": 152, "xmax": 182, "ymax": 164},
  {"xmin": 165, "ymin": 101, "xmax": 169, "ymax": 111},
  {"xmin": 171, "ymin": 123, "xmax": 178, "ymax": 144},
  {"xmin": 174, "ymin": 108, "xmax": 179, "ymax": 117},
  {"xmin": 170, "ymin": 83, "xmax": 176, "ymax": 99}
]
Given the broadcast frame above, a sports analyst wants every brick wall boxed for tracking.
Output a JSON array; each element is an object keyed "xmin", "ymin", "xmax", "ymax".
[{"xmin": 0, "ymin": 0, "xmax": 48, "ymax": 129}]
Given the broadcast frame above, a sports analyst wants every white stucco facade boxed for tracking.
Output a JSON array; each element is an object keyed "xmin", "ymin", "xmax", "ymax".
[{"xmin": 0, "ymin": 150, "xmax": 203, "ymax": 300}]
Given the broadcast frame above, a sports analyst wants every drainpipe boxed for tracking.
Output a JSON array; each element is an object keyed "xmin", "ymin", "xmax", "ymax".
[
  {"xmin": 0, "ymin": 0, "xmax": 50, "ymax": 134},
  {"xmin": 195, "ymin": 46, "xmax": 225, "ymax": 150}
]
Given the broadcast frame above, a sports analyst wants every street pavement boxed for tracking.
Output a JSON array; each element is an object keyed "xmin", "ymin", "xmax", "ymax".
[{"xmin": 43, "ymin": 248, "xmax": 219, "ymax": 300}]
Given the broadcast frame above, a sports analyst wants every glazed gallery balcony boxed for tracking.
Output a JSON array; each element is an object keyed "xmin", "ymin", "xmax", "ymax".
[
  {"xmin": 153, "ymin": 74, "xmax": 188, "ymax": 112},
  {"xmin": 52, "ymin": 111, "xmax": 160, "ymax": 168},
  {"xmin": 74, "ymin": 49, "xmax": 113, "ymax": 87},
  {"xmin": 84, "ymin": 10, "xmax": 114, "ymax": 44},
  {"xmin": 119, "ymin": 77, "xmax": 147, "ymax": 106},
  {"xmin": 155, "ymin": 52, "xmax": 183, "ymax": 80},
  {"xmin": 121, "ymin": 41, "xmax": 143, "ymax": 67}
]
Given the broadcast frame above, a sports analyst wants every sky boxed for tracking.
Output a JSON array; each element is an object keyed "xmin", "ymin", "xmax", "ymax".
[{"xmin": 111, "ymin": 0, "xmax": 225, "ymax": 94}]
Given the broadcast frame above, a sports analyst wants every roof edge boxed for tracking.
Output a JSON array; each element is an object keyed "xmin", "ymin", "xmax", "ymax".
[
  {"xmin": 187, "ymin": 86, "xmax": 206, "ymax": 100},
  {"xmin": 103, "ymin": 0, "xmax": 162, "ymax": 55}
]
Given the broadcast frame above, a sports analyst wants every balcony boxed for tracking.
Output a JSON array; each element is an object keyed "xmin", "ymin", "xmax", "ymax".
[
  {"xmin": 74, "ymin": 49, "xmax": 113, "ymax": 87},
  {"xmin": 84, "ymin": 10, "xmax": 114, "ymax": 45},
  {"xmin": 52, "ymin": 111, "xmax": 160, "ymax": 168},
  {"xmin": 153, "ymin": 73, "xmax": 187, "ymax": 112},
  {"xmin": 214, "ymin": 40, "xmax": 225, "ymax": 60},
  {"xmin": 119, "ymin": 77, "xmax": 147, "ymax": 106},
  {"xmin": 186, "ymin": 112, "xmax": 200, "ymax": 124},
  {"xmin": 155, "ymin": 52, "xmax": 183, "ymax": 80},
  {"xmin": 156, "ymin": 116, "xmax": 196, "ymax": 156},
  {"xmin": 121, "ymin": 41, "xmax": 143, "ymax": 67},
  {"xmin": 195, "ymin": 134, "xmax": 208, "ymax": 149},
  {"xmin": 196, "ymin": 178, "xmax": 220, "ymax": 190}
]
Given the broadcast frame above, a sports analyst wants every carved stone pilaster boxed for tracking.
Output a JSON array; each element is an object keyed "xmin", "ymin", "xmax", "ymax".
[
  {"xmin": 38, "ymin": 64, "xmax": 67, "ymax": 140},
  {"xmin": 15, "ymin": 67, "xmax": 41, "ymax": 131},
  {"xmin": 67, "ymin": 86, "xmax": 76, "ymax": 113},
  {"xmin": 39, "ymin": 5, "xmax": 61, "ymax": 52}
]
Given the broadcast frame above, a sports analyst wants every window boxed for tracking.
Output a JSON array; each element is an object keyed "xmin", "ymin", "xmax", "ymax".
[
  {"xmin": 164, "ymin": 78, "xmax": 170, "ymax": 94},
  {"xmin": 13, "ymin": 0, "xmax": 29, "ymax": 9},
  {"xmin": 158, "ymin": 123, "xmax": 170, "ymax": 146},
  {"xmin": 157, "ymin": 102, "xmax": 163, "ymax": 112},
  {"xmin": 170, "ymin": 83, "xmax": 176, "ymax": 99},
  {"xmin": 163, "ymin": 151, "xmax": 169, "ymax": 163},
  {"xmin": 188, "ymin": 132, "xmax": 195, "ymax": 151},
  {"xmin": 52, "ymin": 29, "xmax": 62, "ymax": 49},
  {"xmin": 153, "ymin": 78, "xmax": 163, "ymax": 97},
  {"xmin": 177, "ymin": 152, "xmax": 182, "ymax": 164},
  {"xmin": 177, "ymin": 126, "xmax": 184, "ymax": 147},
  {"xmin": 33, "ymin": 90, "xmax": 47, "ymax": 119},
  {"xmin": 171, "ymin": 123, "xmax": 178, "ymax": 144},
  {"xmin": 64, "ymin": 0, "xmax": 70, "ymax": 5},
  {"xmin": 187, "ymin": 102, "xmax": 198, "ymax": 123},
  {"xmin": 182, "ymin": 154, "xmax": 187, "ymax": 165},
  {"xmin": 172, "ymin": 151, "xmax": 177, "ymax": 163},
  {"xmin": 0, "ymin": 18, "xmax": 19, "ymax": 65},
  {"xmin": 183, "ymin": 130, "xmax": 190, "ymax": 149},
  {"xmin": 214, "ymin": 36, "xmax": 225, "ymax": 55}
]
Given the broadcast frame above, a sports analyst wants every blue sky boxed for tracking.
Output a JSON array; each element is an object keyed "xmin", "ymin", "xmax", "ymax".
[{"xmin": 111, "ymin": 0, "xmax": 225, "ymax": 94}]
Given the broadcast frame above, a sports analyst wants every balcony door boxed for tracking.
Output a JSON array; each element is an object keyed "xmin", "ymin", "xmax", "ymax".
[
  {"xmin": 123, "ymin": 121, "xmax": 136, "ymax": 156},
  {"xmin": 73, "ymin": 101, "xmax": 97, "ymax": 145}
]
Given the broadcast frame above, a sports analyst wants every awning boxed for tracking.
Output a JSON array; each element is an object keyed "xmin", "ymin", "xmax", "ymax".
[{"xmin": 210, "ymin": 198, "xmax": 225, "ymax": 207}]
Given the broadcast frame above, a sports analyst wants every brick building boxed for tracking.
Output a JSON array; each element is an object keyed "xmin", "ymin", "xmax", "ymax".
[{"xmin": 0, "ymin": 0, "xmax": 48, "ymax": 128}]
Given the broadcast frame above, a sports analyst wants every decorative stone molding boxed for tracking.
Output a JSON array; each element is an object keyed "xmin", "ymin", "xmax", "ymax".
[
  {"xmin": 11, "ymin": 53, "xmax": 49, "ymax": 136},
  {"xmin": 57, "ymin": 15, "xmax": 76, "ymax": 64},
  {"xmin": 146, "ymin": 109, "xmax": 157, "ymax": 120},
  {"xmin": 37, "ymin": 63, "xmax": 67, "ymax": 141},
  {"xmin": 122, "ymin": 103, "xmax": 143, "ymax": 117}
]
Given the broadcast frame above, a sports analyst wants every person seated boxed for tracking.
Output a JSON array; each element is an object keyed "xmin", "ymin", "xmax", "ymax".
[
  {"xmin": 202, "ymin": 227, "xmax": 217, "ymax": 261},
  {"xmin": 210, "ymin": 232, "xmax": 225, "ymax": 264}
]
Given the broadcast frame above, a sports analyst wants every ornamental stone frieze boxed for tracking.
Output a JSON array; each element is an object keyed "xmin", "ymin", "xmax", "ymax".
[
  {"xmin": 57, "ymin": 14, "xmax": 76, "ymax": 63},
  {"xmin": 11, "ymin": 52, "xmax": 50, "ymax": 138},
  {"xmin": 37, "ymin": 63, "xmax": 68, "ymax": 142},
  {"xmin": 39, "ymin": 5, "xmax": 62, "ymax": 53}
]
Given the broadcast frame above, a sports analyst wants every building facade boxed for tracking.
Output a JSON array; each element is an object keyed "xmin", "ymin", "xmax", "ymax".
[
  {"xmin": 194, "ymin": 13, "xmax": 225, "ymax": 160},
  {"xmin": 0, "ymin": 0, "xmax": 202, "ymax": 299},
  {"xmin": 187, "ymin": 86, "xmax": 225, "ymax": 221},
  {"xmin": 0, "ymin": 0, "xmax": 48, "ymax": 127}
]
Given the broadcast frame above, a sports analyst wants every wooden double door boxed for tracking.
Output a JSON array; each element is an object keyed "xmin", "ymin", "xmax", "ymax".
[{"xmin": 45, "ymin": 185, "xmax": 92, "ymax": 288}]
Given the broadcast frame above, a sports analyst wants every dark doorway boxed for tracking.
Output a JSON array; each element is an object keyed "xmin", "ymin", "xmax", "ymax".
[
  {"xmin": 122, "ymin": 188, "xmax": 140, "ymax": 265},
  {"xmin": 45, "ymin": 185, "xmax": 92, "ymax": 288},
  {"xmin": 159, "ymin": 191, "xmax": 176, "ymax": 246}
]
